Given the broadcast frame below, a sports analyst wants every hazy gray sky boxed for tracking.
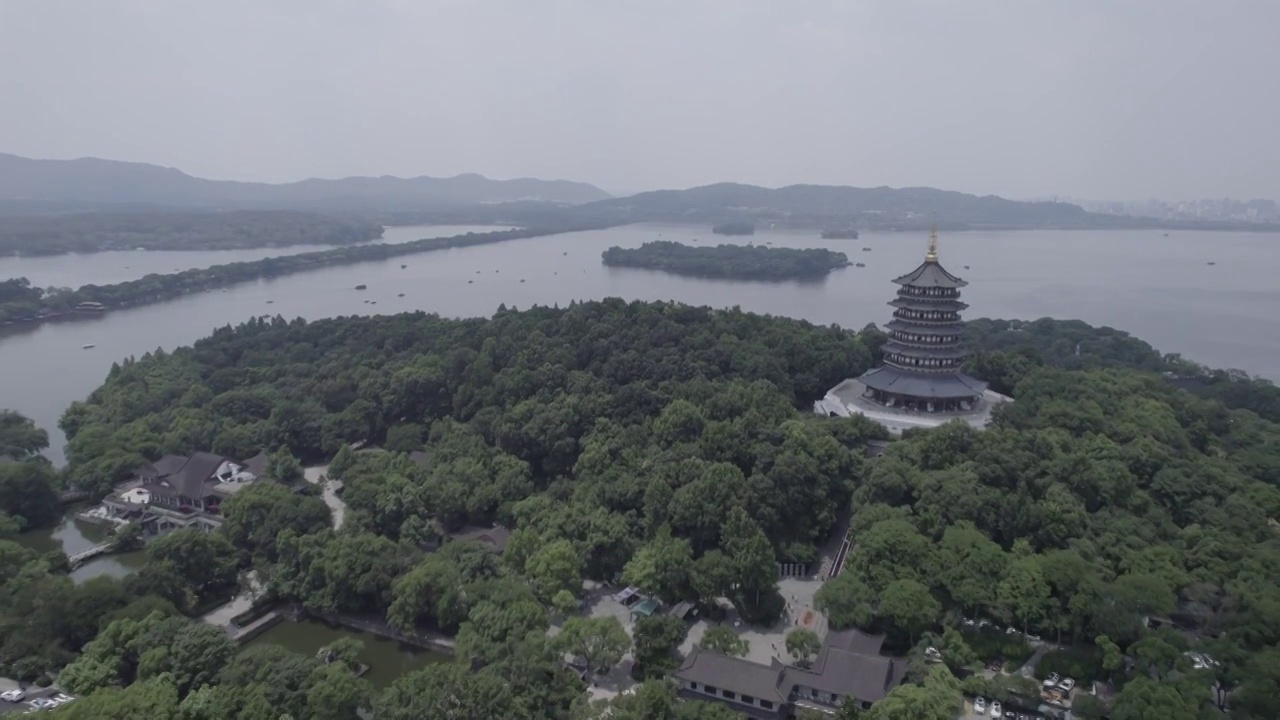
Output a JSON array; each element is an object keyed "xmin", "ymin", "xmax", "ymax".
[{"xmin": 2, "ymin": 0, "xmax": 1276, "ymax": 199}]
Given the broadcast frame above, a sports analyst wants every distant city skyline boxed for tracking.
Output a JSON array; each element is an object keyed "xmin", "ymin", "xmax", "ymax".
[{"xmin": 2, "ymin": 1, "xmax": 1277, "ymax": 200}]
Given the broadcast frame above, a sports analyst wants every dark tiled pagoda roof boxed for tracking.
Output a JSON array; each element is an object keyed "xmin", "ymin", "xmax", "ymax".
[
  {"xmin": 881, "ymin": 342, "xmax": 969, "ymax": 359},
  {"xmin": 856, "ymin": 226, "xmax": 989, "ymax": 401},
  {"xmin": 891, "ymin": 260, "xmax": 967, "ymax": 289},
  {"xmin": 860, "ymin": 366, "xmax": 988, "ymax": 399},
  {"xmin": 888, "ymin": 297, "xmax": 968, "ymax": 311},
  {"xmin": 883, "ymin": 319, "xmax": 962, "ymax": 336}
]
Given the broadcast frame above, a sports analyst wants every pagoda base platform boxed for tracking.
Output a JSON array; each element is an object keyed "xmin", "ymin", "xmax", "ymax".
[{"xmin": 814, "ymin": 378, "xmax": 1011, "ymax": 435}]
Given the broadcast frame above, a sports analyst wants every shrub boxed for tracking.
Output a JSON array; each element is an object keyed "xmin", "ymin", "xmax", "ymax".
[
  {"xmin": 1036, "ymin": 647, "xmax": 1105, "ymax": 684},
  {"xmin": 962, "ymin": 628, "xmax": 1035, "ymax": 670}
]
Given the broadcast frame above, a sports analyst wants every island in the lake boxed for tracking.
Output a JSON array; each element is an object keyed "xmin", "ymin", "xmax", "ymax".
[
  {"xmin": 601, "ymin": 240, "xmax": 849, "ymax": 280},
  {"xmin": 711, "ymin": 220, "xmax": 756, "ymax": 236},
  {"xmin": 821, "ymin": 226, "xmax": 860, "ymax": 239}
]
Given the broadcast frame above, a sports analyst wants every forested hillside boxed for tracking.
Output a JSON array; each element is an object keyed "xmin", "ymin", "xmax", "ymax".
[
  {"xmin": 23, "ymin": 302, "xmax": 1280, "ymax": 718},
  {"xmin": 570, "ymin": 182, "xmax": 1115, "ymax": 230},
  {"xmin": 601, "ymin": 241, "xmax": 850, "ymax": 280}
]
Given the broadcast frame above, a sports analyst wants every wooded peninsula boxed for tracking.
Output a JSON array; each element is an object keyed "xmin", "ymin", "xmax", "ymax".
[
  {"xmin": 0, "ymin": 222, "xmax": 605, "ymax": 327},
  {"xmin": 1, "ymin": 305, "xmax": 1278, "ymax": 718},
  {"xmin": 0, "ymin": 210, "xmax": 384, "ymax": 257},
  {"xmin": 601, "ymin": 241, "xmax": 850, "ymax": 280}
]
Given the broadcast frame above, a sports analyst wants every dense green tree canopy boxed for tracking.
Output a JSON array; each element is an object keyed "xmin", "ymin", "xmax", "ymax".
[
  {"xmin": 24, "ymin": 302, "xmax": 1280, "ymax": 719},
  {"xmin": 602, "ymin": 241, "xmax": 850, "ymax": 280}
]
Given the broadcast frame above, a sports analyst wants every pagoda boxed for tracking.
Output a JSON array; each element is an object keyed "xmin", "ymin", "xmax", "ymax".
[{"xmin": 814, "ymin": 225, "xmax": 1007, "ymax": 433}]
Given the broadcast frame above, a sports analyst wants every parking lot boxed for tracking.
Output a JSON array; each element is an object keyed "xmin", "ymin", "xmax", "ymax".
[
  {"xmin": 959, "ymin": 697, "xmax": 1053, "ymax": 720},
  {"xmin": 0, "ymin": 687, "xmax": 74, "ymax": 714}
]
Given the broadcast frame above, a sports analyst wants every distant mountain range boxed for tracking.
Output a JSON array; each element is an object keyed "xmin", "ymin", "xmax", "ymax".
[
  {"xmin": 3, "ymin": 153, "xmax": 1266, "ymax": 231},
  {"xmin": 564, "ymin": 182, "xmax": 1114, "ymax": 230},
  {"xmin": 0, "ymin": 153, "xmax": 612, "ymax": 213}
]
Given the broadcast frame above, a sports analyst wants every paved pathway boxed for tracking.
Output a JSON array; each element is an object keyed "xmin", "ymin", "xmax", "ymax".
[
  {"xmin": 200, "ymin": 570, "xmax": 264, "ymax": 630},
  {"xmin": 304, "ymin": 465, "xmax": 346, "ymax": 530}
]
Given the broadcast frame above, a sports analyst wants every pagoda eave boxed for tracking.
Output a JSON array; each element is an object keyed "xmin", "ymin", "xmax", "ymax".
[
  {"xmin": 884, "ymin": 320, "xmax": 964, "ymax": 335},
  {"xmin": 857, "ymin": 366, "xmax": 988, "ymax": 399},
  {"xmin": 882, "ymin": 342, "xmax": 969, "ymax": 359},
  {"xmin": 889, "ymin": 298, "xmax": 969, "ymax": 311}
]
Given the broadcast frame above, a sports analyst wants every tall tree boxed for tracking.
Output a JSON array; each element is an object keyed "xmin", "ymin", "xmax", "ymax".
[
  {"xmin": 700, "ymin": 626, "xmax": 749, "ymax": 657},
  {"xmin": 879, "ymin": 579, "xmax": 940, "ymax": 644},
  {"xmin": 374, "ymin": 662, "xmax": 516, "ymax": 720},
  {"xmin": 786, "ymin": 628, "xmax": 822, "ymax": 667},
  {"xmin": 721, "ymin": 507, "xmax": 776, "ymax": 605},
  {"xmin": 555, "ymin": 615, "xmax": 631, "ymax": 675}
]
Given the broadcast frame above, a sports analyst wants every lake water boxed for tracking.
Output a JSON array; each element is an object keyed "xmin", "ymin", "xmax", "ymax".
[
  {"xmin": 0, "ymin": 224, "xmax": 511, "ymax": 288},
  {"xmin": 13, "ymin": 510, "xmax": 147, "ymax": 582},
  {"xmin": 247, "ymin": 619, "xmax": 446, "ymax": 688},
  {"xmin": 1, "ymin": 223, "xmax": 1277, "ymax": 466}
]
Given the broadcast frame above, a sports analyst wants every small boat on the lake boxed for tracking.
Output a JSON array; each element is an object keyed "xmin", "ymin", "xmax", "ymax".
[
  {"xmin": 1207, "ymin": 261, "xmax": 1216, "ymax": 266},
  {"xmin": 467, "ymin": 280, "xmax": 474, "ymax": 284},
  {"xmin": 861, "ymin": 247, "xmax": 872, "ymax": 252},
  {"xmin": 401, "ymin": 264, "xmax": 407, "ymax": 268},
  {"xmin": 82, "ymin": 343, "xmax": 96, "ymax": 349},
  {"xmin": 854, "ymin": 262, "xmax": 866, "ymax": 268},
  {"xmin": 964, "ymin": 265, "xmax": 970, "ymax": 269},
  {"xmin": 266, "ymin": 300, "xmax": 274, "ymax": 304},
  {"xmin": 398, "ymin": 293, "xmax": 405, "ymax": 297},
  {"xmin": 355, "ymin": 284, "xmax": 367, "ymax": 290},
  {"xmin": 519, "ymin": 279, "xmax": 526, "ymax": 283}
]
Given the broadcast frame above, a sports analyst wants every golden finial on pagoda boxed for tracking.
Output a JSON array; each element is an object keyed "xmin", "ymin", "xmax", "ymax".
[{"xmin": 925, "ymin": 221, "xmax": 939, "ymax": 262}]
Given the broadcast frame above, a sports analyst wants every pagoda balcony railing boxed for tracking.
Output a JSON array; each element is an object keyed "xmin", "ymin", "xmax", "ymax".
[
  {"xmin": 891, "ymin": 312, "xmax": 961, "ymax": 324},
  {"xmin": 884, "ymin": 359, "xmax": 964, "ymax": 373},
  {"xmin": 889, "ymin": 300, "xmax": 970, "ymax": 312},
  {"xmin": 899, "ymin": 287, "xmax": 961, "ymax": 298},
  {"xmin": 883, "ymin": 345, "xmax": 969, "ymax": 360},
  {"xmin": 889, "ymin": 333, "xmax": 963, "ymax": 348},
  {"xmin": 894, "ymin": 292, "xmax": 966, "ymax": 303}
]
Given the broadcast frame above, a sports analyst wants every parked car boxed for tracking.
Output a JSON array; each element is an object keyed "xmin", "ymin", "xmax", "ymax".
[
  {"xmin": 974, "ymin": 696, "xmax": 987, "ymax": 715},
  {"xmin": 1059, "ymin": 677, "xmax": 1076, "ymax": 692},
  {"xmin": 1042, "ymin": 672, "xmax": 1061, "ymax": 688},
  {"xmin": 0, "ymin": 689, "xmax": 25, "ymax": 702},
  {"xmin": 990, "ymin": 700, "xmax": 1002, "ymax": 717},
  {"xmin": 28, "ymin": 697, "xmax": 55, "ymax": 709},
  {"xmin": 50, "ymin": 693, "xmax": 75, "ymax": 706}
]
